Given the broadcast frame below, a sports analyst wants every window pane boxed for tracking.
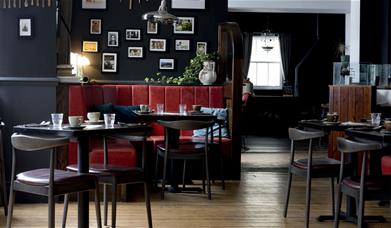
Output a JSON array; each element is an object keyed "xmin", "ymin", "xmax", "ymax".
[{"xmin": 248, "ymin": 35, "xmax": 283, "ymax": 89}]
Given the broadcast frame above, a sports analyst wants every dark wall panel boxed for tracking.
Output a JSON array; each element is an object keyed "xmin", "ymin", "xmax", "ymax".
[
  {"xmin": 0, "ymin": 7, "xmax": 56, "ymax": 77},
  {"xmin": 71, "ymin": 0, "xmax": 228, "ymax": 81}
]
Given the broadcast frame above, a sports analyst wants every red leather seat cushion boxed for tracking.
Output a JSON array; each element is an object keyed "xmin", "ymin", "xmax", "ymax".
[
  {"xmin": 382, "ymin": 155, "xmax": 391, "ymax": 175},
  {"xmin": 342, "ymin": 176, "xmax": 386, "ymax": 191},
  {"xmin": 89, "ymin": 142, "xmax": 137, "ymax": 168}
]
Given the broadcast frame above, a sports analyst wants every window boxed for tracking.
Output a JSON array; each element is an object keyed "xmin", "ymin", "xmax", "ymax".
[{"xmin": 248, "ymin": 35, "xmax": 283, "ymax": 90}]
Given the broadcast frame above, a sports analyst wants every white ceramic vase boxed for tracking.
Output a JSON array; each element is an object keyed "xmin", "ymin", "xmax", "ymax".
[{"xmin": 198, "ymin": 61, "xmax": 217, "ymax": 85}]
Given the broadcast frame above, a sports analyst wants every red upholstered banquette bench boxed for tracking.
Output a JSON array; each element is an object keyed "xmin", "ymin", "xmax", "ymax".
[
  {"xmin": 68, "ymin": 85, "xmax": 232, "ymax": 168},
  {"xmin": 382, "ymin": 155, "xmax": 391, "ymax": 175}
]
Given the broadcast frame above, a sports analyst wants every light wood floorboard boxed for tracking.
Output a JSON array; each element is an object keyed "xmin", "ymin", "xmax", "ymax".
[{"xmin": 0, "ymin": 171, "xmax": 390, "ymax": 227}]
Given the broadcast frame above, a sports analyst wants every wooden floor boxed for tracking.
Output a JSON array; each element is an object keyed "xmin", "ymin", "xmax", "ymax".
[{"xmin": 0, "ymin": 171, "xmax": 390, "ymax": 227}]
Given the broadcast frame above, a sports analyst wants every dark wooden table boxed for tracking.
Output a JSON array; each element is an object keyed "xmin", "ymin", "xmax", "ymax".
[
  {"xmin": 298, "ymin": 120, "xmax": 385, "ymax": 224},
  {"xmin": 13, "ymin": 123, "xmax": 150, "ymax": 228}
]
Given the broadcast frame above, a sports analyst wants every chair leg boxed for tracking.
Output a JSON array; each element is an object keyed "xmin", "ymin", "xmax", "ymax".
[
  {"xmin": 48, "ymin": 192, "xmax": 55, "ymax": 228},
  {"xmin": 333, "ymin": 184, "xmax": 343, "ymax": 228},
  {"xmin": 202, "ymin": 161, "xmax": 206, "ymax": 193},
  {"xmin": 0, "ymin": 175, "xmax": 7, "ymax": 216},
  {"xmin": 330, "ymin": 177, "xmax": 335, "ymax": 217},
  {"xmin": 103, "ymin": 184, "xmax": 108, "ymax": 226},
  {"xmin": 205, "ymin": 155, "xmax": 211, "ymax": 200},
  {"xmin": 144, "ymin": 182, "xmax": 153, "ymax": 228},
  {"xmin": 304, "ymin": 174, "xmax": 312, "ymax": 228},
  {"xmin": 283, "ymin": 172, "xmax": 293, "ymax": 217},
  {"xmin": 94, "ymin": 183, "xmax": 102, "ymax": 228},
  {"xmin": 111, "ymin": 178, "xmax": 118, "ymax": 228},
  {"xmin": 62, "ymin": 194, "xmax": 69, "ymax": 228},
  {"xmin": 154, "ymin": 153, "xmax": 160, "ymax": 188},
  {"xmin": 182, "ymin": 160, "xmax": 187, "ymax": 189},
  {"xmin": 220, "ymin": 153, "xmax": 225, "ymax": 190},
  {"xmin": 6, "ymin": 187, "xmax": 15, "ymax": 228},
  {"xmin": 161, "ymin": 152, "xmax": 169, "ymax": 200}
]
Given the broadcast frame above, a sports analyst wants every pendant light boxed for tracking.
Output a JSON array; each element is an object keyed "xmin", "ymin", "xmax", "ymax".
[{"xmin": 142, "ymin": 0, "xmax": 178, "ymax": 24}]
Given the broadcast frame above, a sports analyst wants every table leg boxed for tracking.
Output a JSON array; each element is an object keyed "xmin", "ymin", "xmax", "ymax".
[{"xmin": 77, "ymin": 136, "xmax": 89, "ymax": 228}]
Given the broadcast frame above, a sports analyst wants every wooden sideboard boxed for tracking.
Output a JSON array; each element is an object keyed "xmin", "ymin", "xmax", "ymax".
[{"xmin": 328, "ymin": 85, "xmax": 375, "ymax": 159}]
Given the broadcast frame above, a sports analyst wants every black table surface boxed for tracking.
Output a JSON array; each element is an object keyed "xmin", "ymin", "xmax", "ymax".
[
  {"xmin": 135, "ymin": 111, "xmax": 217, "ymax": 121},
  {"xmin": 13, "ymin": 123, "xmax": 150, "ymax": 137},
  {"xmin": 298, "ymin": 119, "xmax": 374, "ymax": 132}
]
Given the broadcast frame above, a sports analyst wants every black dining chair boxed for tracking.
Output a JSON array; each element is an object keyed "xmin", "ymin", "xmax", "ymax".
[
  {"xmin": 7, "ymin": 133, "xmax": 102, "ymax": 228},
  {"xmin": 63, "ymin": 128, "xmax": 153, "ymax": 228},
  {"xmin": 155, "ymin": 120, "xmax": 215, "ymax": 200},
  {"xmin": 284, "ymin": 128, "xmax": 341, "ymax": 228},
  {"xmin": 334, "ymin": 137, "xmax": 391, "ymax": 228}
]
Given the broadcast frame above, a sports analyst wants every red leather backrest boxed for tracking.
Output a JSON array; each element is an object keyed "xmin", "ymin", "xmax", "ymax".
[{"xmin": 68, "ymin": 85, "xmax": 224, "ymax": 136}]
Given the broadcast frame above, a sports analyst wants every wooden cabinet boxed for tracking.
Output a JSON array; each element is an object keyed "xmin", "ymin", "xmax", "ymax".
[{"xmin": 328, "ymin": 85, "xmax": 375, "ymax": 158}]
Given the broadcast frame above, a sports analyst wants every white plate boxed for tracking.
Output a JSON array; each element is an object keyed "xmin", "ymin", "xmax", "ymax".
[{"xmin": 85, "ymin": 120, "xmax": 104, "ymax": 124}]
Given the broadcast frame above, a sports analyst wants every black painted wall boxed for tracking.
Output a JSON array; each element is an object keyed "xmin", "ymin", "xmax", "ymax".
[
  {"xmin": 360, "ymin": 0, "xmax": 391, "ymax": 64},
  {"xmin": 0, "ymin": 7, "xmax": 56, "ymax": 77},
  {"xmin": 71, "ymin": 0, "xmax": 228, "ymax": 81},
  {"xmin": 0, "ymin": 7, "xmax": 57, "ymax": 202}
]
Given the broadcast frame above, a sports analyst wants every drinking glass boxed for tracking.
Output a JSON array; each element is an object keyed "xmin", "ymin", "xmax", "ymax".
[
  {"xmin": 370, "ymin": 113, "xmax": 381, "ymax": 126},
  {"xmin": 157, "ymin": 104, "xmax": 164, "ymax": 114},
  {"xmin": 104, "ymin": 113, "xmax": 116, "ymax": 128},
  {"xmin": 179, "ymin": 104, "xmax": 187, "ymax": 115},
  {"xmin": 51, "ymin": 113, "xmax": 63, "ymax": 128}
]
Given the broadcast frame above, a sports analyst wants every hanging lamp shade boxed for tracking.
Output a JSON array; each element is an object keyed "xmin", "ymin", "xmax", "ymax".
[{"xmin": 142, "ymin": 0, "xmax": 178, "ymax": 24}]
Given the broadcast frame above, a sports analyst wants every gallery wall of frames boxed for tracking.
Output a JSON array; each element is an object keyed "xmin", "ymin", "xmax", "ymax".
[{"xmin": 71, "ymin": 0, "xmax": 228, "ymax": 81}]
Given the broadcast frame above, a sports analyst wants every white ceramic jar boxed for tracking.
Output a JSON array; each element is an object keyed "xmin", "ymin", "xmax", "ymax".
[{"xmin": 198, "ymin": 61, "xmax": 217, "ymax": 85}]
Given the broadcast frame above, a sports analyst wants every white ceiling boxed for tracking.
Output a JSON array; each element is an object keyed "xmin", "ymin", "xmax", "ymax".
[{"xmin": 228, "ymin": 0, "xmax": 352, "ymax": 14}]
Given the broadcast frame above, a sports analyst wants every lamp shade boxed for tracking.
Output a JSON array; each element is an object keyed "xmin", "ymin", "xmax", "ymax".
[{"xmin": 142, "ymin": 0, "xmax": 177, "ymax": 24}]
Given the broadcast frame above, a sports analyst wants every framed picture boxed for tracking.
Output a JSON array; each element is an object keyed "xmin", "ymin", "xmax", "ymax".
[
  {"xmin": 128, "ymin": 47, "xmax": 143, "ymax": 58},
  {"xmin": 82, "ymin": 41, "xmax": 99, "ymax": 53},
  {"xmin": 107, "ymin": 31, "xmax": 119, "ymax": 47},
  {"xmin": 172, "ymin": 0, "xmax": 205, "ymax": 9},
  {"xmin": 175, "ymin": 39, "xmax": 190, "ymax": 51},
  {"xmin": 102, "ymin": 53, "xmax": 117, "ymax": 73},
  {"xmin": 173, "ymin": 17, "xmax": 195, "ymax": 34},
  {"xmin": 90, "ymin": 19, "xmax": 102, "ymax": 34},
  {"xmin": 126, "ymin": 29, "xmax": 141, "ymax": 41},
  {"xmin": 147, "ymin": 21, "xmax": 158, "ymax": 34},
  {"xmin": 19, "ymin": 18, "xmax": 32, "ymax": 37},
  {"xmin": 149, "ymin": 39, "xmax": 166, "ymax": 52},
  {"xmin": 159, "ymin": 59, "xmax": 175, "ymax": 70},
  {"xmin": 196, "ymin": 42, "xmax": 207, "ymax": 55},
  {"xmin": 82, "ymin": 0, "xmax": 106, "ymax": 9}
]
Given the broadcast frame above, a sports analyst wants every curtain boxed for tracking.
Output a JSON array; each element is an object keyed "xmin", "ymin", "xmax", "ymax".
[
  {"xmin": 57, "ymin": 0, "xmax": 73, "ymax": 65},
  {"xmin": 242, "ymin": 32, "xmax": 253, "ymax": 79},
  {"xmin": 279, "ymin": 33, "xmax": 292, "ymax": 82}
]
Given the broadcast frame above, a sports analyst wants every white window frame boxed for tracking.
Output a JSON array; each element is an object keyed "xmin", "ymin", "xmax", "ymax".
[{"xmin": 248, "ymin": 35, "xmax": 284, "ymax": 90}]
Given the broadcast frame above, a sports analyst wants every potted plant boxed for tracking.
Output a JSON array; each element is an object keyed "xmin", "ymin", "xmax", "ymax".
[{"xmin": 145, "ymin": 52, "xmax": 218, "ymax": 85}]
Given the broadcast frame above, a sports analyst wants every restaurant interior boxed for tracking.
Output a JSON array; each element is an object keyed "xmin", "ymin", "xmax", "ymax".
[{"xmin": 1, "ymin": 0, "xmax": 391, "ymax": 227}]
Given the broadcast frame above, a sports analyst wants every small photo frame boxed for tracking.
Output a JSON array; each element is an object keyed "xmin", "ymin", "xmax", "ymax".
[
  {"xmin": 107, "ymin": 31, "xmax": 119, "ymax": 47},
  {"xmin": 159, "ymin": 58, "xmax": 175, "ymax": 70},
  {"xmin": 90, "ymin": 19, "xmax": 102, "ymax": 34},
  {"xmin": 196, "ymin": 42, "xmax": 207, "ymax": 55},
  {"xmin": 19, "ymin": 18, "xmax": 32, "ymax": 37},
  {"xmin": 128, "ymin": 47, "xmax": 143, "ymax": 58},
  {"xmin": 172, "ymin": 0, "xmax": 205, "ymax": 9},
  {"xmin": 82, "ymin": 41, "xmax": 99, "ymax": 53},
  {"xmin": 147, "ymin": 21, "xmax": 158, "ymax": 34},
  {"xmin": 175, "ymin": 39, "xmax": 190, "ymax": 51},
  {"xmin": 102, "ymin": 53, "xmax": 117, "ymax": 73},
  {"xmin": 173, "ymin": 17, "xmax": 195, "ymax": 34},
  {"xmin": 126, "ymin": 29, "xmax": 141, "ymax": 41},
  {"xmin": 149, "ymin": 39, "xmax": 166, "ymax": 52},
  {"xmin": 82, "ymin": 0, "xmax": 106, "ymax": 9}
]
